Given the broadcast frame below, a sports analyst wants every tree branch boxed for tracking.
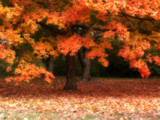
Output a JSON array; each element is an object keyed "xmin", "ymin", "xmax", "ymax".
[
  {"xmin": 36, "ymin": 21, "xmax": 66, "ymax": 35},
  {"xmin": 121, "ymin": 12, "xmax": 156, "ymax": 21}
]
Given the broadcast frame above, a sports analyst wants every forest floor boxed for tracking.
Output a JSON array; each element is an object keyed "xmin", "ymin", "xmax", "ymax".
[{"xmin": 0, "ymin": 77, "xmax": 160, "ymax": 120}]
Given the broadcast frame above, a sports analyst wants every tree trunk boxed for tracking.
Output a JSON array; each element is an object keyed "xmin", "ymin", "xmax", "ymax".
[
  {"xmin": 78, "ymin": 48, "xmax": 91, "ymax": 82},
  {"xmin": 64, "ymin": 54, "xmax": 77, "ymax": 90},
  {"xmin": 48, "ymin": 55, "xmax": 54, "ymax": 73},
  {"xmin": 42, "ymin": 55, "xmax": 54, "ymax": 73}
]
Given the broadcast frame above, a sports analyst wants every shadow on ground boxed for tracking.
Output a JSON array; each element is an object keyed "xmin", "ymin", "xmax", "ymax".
[{"xmin": 0, "ymin": 77, "xmax": 160, "ymax": 98}]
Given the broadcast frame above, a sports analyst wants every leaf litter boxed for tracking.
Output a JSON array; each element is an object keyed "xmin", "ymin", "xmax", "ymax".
[{"xmin": 0, "ymin": 77, "xmax": 160, "ymax": 119}]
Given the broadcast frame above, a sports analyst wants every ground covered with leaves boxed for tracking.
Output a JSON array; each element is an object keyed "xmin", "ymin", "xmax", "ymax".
[{"xmin": 0, "ymin": 77, "xmax": 160, "ymax": 120}]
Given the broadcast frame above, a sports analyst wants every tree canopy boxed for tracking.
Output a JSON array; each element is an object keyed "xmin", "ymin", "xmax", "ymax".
[{"xmin": 0, "ymin": 0, "xmax": 160, "ymax": 84}]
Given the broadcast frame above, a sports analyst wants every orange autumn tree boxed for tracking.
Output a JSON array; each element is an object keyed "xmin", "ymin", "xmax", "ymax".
[{"xmin": 0, "ymin": 0, "xmax": 160, "ymax": 90}]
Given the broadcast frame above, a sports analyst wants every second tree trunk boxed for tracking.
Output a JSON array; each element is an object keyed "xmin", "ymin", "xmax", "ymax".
[{"xmin": 78, "ymin": 47, "xmax": 91, "ymax": 82}]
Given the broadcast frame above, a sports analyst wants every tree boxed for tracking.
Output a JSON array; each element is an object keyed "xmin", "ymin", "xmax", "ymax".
[
  {"xmin": 74, "ymin": 26, "xmax": 91, "ymax": 82},
  {"xmin": 78, "ymin": 47, "xmax": 91, "ymax": 82},
  {"xmin": 0, "ymin": 0, "xmax": 160, "ymax": 90},
  {"xmin": 64, "ymin": 54, "xmax": 77, "ymax": 90},
  {"xmin": 42, "ymin": 55, "xmax": 54, "ymax": 73}
]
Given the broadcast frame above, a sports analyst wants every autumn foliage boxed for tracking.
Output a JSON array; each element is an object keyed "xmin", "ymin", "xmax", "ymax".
[{"xmin": 0, "ymin": 0, "xmax": 160, "ymax": 83}]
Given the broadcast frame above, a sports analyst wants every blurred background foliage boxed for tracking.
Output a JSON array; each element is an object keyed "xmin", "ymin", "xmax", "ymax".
[
  {"xmin": 0, "ymin": 23, "xmax": 160, "ymax": 78},
  {"xmin": 45, "ymin": 53, "xmax": 160, "ymax": 78},
  {"xmin": 0, "ymin": 49, "xmax": 160, "ymax": 78}
]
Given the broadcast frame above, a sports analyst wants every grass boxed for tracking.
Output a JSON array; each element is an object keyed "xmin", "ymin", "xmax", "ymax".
[{"xmin": 0, "ymin": 77, "xmax": 160, "ymax": 119}]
